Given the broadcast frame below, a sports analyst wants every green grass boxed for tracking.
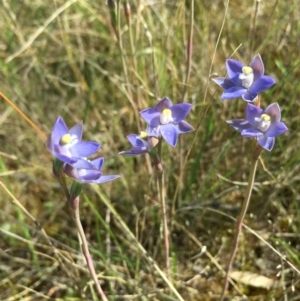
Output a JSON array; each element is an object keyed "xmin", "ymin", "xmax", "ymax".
[{"xmin": 1, "ymin": 0, "xmax": 300, "ymax": 300}]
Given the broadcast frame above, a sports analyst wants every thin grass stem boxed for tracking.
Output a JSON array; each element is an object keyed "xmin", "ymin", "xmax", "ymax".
[
  {"xmin": 115, "ymin": 1, "xmax": 141, "ymax": 132},
  {"xmin": 171, "ymin": 0, "xmax": 231, "ymax": 214},
  {"xmin": 0, "ymin": 181, "xmax": 73, "ymax": 277},
  {"xmin": 182, "ymin": 0, "xmax": 194, "ymax": 103},
  {"xmin": 93, "ymin": 186, "xmax": 184, "ymax": 301},
  {"xmin": 249, "ymin": 0, "xmax": 260, "ymax": 59}
]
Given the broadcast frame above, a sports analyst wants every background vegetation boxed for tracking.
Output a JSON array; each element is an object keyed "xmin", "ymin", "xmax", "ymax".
[{"xmin": 0, "ymin": 0, "xmax": 299, "ymax": 300}]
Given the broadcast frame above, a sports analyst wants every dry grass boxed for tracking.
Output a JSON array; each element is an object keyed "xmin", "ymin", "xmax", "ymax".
[{"xmin": 0, "ymin": 0, "xmax": 300, "ymax": 300}]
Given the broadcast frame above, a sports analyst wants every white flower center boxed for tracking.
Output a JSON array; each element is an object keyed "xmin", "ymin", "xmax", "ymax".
[
  {"xmin": 78, "ymin": 168, "xmax": 88, "ymax": 177},
  {"xmin": 160, "ymin": 109, "xmax": 173, "ymax": 124},
  {"xmin": 255, "ymin": 113, "xmax": 271, "ymax": 132},
  {"xmin": 239, "ymin": 66, "xmax": 254, "ymax": 89}
]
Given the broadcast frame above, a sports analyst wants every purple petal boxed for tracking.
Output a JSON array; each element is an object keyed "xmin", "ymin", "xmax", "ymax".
[
  {"xmin": 70, "ymin": 141, "xmax": 100, "ymax": 157},
  {"xmin": 126, "ymin": 134, "xmax": 139, "ymax": 146},
  {"xmin": 264, "ymin": 103, "xmax": 281, "ymax": 122},
  {"xmin": 55, "ymin": 154, "xmax": 78, "ymax": 165},
  {"xmin": 119, "ymin": 147, "xmax": 148, "ymax": 156},
  {"xmin": 176, "ymin": 120, "xmax": 194, "ymax": 133},
  {"xmin": 155, "ymin": 97, "xmax": 173, "ymax": 112},
  {"xmin": 258, "ymin": 136, "xmax": 275, "ymax": 151},
  {"xmin": 226, "ymin": 59, "xmax": 244, "ymax": 80},
  {"xmin": 246, "ymin": 104, "xmax": 264, "ymax": 126},
  {"xmin": 171, "ymin": 103, "xmax": 192, "ymax": 123},
  {"xmin": 140, "ymin": 108, "xmax": 161, "ymax": 126},
  {"xmin": 265, "ymin": 121, "xmax": 288, "ymax": 137},
  {"xmin": 241, "ymin": 128, "xmax": 263, "ymax": 137},
  {"xmin": 52, "ymin": 116, "xmax": 68, "ymax": 144},
  {"xmin": 212, "ymin": 77, "xmax": 236, "ymax": 90},
  {"xmin": 121, "ymin": 135, "xmax": 152, "ymax": 155},
  {"xmin": 69, "ymin": 158, "xmax": 98, "ymax": 169},
  {"xmin": 91, "ymin": 157, "xmax": 104, "ymax": 170},
  {"xmin": 69, "ymin": 122, "xmax": 83, "ymax": 141},
  {"xmin": 161, "ymin": 124, "xmax": 178, "ymax": 147},
  {"xmin": 227, "ymin": 119, "xmax": 252, "ymax": 133},
  {"xmin": 221, "ymin": 86, "xmax": 246, "ymax": 99},
  {"xmin": 250, "ymin": 54, "xmax": 264, "ymax": 79},
  {"xmin": 64, "ymin": 164, "xmax": 99, "ymax": 181},
  {"xmin": 249, "ymin": 75, "xmax": 275, "ymax": 94},
  {"xmin": 93, "ymin": 175, "xmax": 120, "ymax": 184},
  {"xmin": 59, "ymin": 156, "xmax": 96, "ymax": 169},
  {"xmin": 78, "ymin": 170, "xmax": 102, "ymax": 181},
  {"xmin": 242, "ymin": 91, "xmax": 258, "ymax": 102}
]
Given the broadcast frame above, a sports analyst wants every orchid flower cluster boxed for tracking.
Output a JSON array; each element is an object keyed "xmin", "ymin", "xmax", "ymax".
[
  {"xmin": 120, "ymin": 97, "xmax": 194, "ymax": 156},
  {"xmin": 47, "ymin": 116, "xmax": 119, "ymax": 184},
  {"xmin": 212, "ymin": 54, "xmax": 288, "ymax": 151},
  {"xmin": 46, "ymin": 97, "xmax": 194, "ymax": 184}
]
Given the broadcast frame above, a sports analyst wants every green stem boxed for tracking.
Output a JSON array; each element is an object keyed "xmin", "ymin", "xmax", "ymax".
[
  {"xmin": 220, "ymin": 142, "xmax": 261, "ymax": 300},
  {"xmin": 156, "ymin": 139, "xmax": 171, "ymax": 279}
]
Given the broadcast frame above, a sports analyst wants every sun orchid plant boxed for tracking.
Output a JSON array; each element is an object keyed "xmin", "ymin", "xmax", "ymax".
[
  {"xmin": 46, "ymin": 116, "xmax": 119, "ymax": 301},
  {"xmin": 119, "ymin": 96, "xmax": 194, "ymax": 281},
  {"xmin": 213, "ymin": 53, "xmax": 288, "ymax": 301}
]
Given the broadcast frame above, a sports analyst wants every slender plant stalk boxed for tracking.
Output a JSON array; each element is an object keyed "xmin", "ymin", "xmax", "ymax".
[
  {"xmin": 176, "ymin": 0, "xmax": 195, "ymax": 213},
  {"xmin": 58, "ymin": 176, "xmax": 108, "ymax": 300},
  {"xmin": 115, "ymin": 0, "xmax": 139, "ymax": 121},
  {"xmin": 249, "ymin": 0, "xmax": 260, "ymax": 59},
  {"xmin": 70, "ymin": 195, "xmax": 108, "ymax": 301},
  {"xmin": 124, "ymin": 1, "xmax": 142, "ymax": 110},
  {"xmin": 156, "ymin": 139, "xmax": 171, "ymax": 279},
  {"xmin": 182, "ymin": 0, "xmax": 194, "ymax": 103},
  {"xmin": 220, "ymin": 142, "xmax": 261, "ymax": 301}
]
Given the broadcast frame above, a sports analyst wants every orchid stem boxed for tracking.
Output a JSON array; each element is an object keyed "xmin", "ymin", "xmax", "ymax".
[
  {"xmin": 156, "ymin": 139, "xmax": 171, "ymax": 280},
  {"xmin": 220, "ymin": 141, "xmax": 261, "ymax": 301},
  {"xmin": 70, "ymin": 195, "xmax": 108, "ymax": 301}
]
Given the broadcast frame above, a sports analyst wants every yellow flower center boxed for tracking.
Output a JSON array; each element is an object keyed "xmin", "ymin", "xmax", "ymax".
[
  {"xmin": 162, "ymin": 108, "xmax": 172, "ymax": 117},
  {"xmin": 160, "ymin": 109, "xmax": 173, "ymax": 124},
  {"xmin": 140, "ymin": 131, "xmax": 148, "ymax": 139},
  {"xmin": 242, "ymin": 66, "xmax": 253, "ymax": 75},
  {"xmin": 60, "ymin": 133, "xmax": 72, "ymax": 145},
  {"xmin": 261, "ymin": 114, "xmax": 271, "ymax": 122}
]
